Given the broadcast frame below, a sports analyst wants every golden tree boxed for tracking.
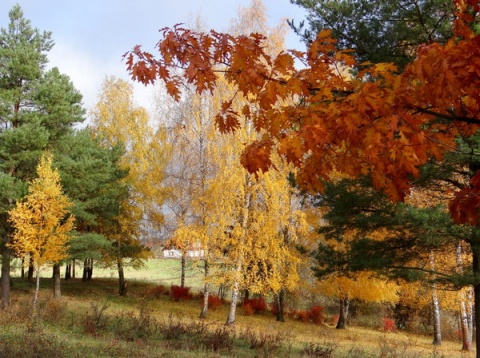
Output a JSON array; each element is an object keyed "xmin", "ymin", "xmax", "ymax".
[
  {"xmin": 90, "ymin": 76, "xmax": 163, "ymax": 295},
  {"xmin": 9, "ymin": 153, "xmax": 74, "ymax": 313}
]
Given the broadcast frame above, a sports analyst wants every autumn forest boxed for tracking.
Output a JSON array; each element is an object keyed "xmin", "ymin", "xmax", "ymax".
[{"xmin": 1, "ymin": 0, "xmax": 480, "ymax": 357}]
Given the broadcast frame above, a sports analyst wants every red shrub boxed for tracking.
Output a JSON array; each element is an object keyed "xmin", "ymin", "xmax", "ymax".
[
  {"xmin": 383, "ymin": 317, "xmax": 396, "ymax": 332},
  {"xmin": 242, "ymin": 303, "xmax": 255, "ymax": 316},
  {"xmin": 296, "ymin": 310, "xmax": 309, "ymax": 322},
  {"xmin": 247, "ymin": 297, "xmax": 267, "ymax": 313},
  {"xmin": 170, "ymin": 285, "xmax": 192, "ymax": 302},
  {"xmin": 308, "ymin": 305, "xmax": 324, "ymax": 325},
  {"xmin": 208, "ymin": 295, "xmax": 224, "ymax": 310}
]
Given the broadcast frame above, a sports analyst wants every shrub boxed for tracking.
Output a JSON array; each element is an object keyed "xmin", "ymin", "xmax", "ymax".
[
  {"xmin": 170, "ymin": 285, "xmax": 192, "ymax": 302},
  {"xmin": 296, "ymin": 310, "xmax": 309, "ymax": 322},
  {"xmin": 243, "ymin": 297, "xmax": 266, "ymax": 314},
  {"xmin": 308, "ymin": 306, "xmax": 324, "ymax": 325},
  {"xmin": 207, "ymin": 295, "xmax": 223, "ymax": 310},
  {"xmin": 203, "ymin": 326, "xmax": 234, "ymax": 353},
  {"xmin": 0, "ymin": 328, "xmax": 65, "ymax": 358},
  {"xmin": 83, "ymin": 301, "xmax": 110, "ymax": 335},
  {"xmin": 238, "ymin": 328, "xmax": 285, "ymax": 357},
  {"xmin": 302, "ymin": 342, "xmax": 336, "ymax": 358},
  {"xmin": 242, "ymin": 302, "xmax": 255, "ymax": 316},
  {"xmin": 383, "ymin": 317, "xmax": 396, "ymax": 332}
]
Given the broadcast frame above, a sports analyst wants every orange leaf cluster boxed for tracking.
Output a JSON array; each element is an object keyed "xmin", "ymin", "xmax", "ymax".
[{"xmin": 125, "ymin": 5, "xmax": 480, "ymax": 222}]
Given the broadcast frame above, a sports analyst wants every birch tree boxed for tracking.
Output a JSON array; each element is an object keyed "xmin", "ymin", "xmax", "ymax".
[{"xmin": 90, "ymin": 77, "xmax": 166, "ymax": 295}]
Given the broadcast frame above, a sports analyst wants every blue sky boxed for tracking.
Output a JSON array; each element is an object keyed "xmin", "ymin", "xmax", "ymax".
[{"xmin": 1, "ymin": 1, "xmax": 308, "ymax": 115}]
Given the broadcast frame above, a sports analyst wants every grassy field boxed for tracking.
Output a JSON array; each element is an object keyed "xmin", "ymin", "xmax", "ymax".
[
  {"xmin": 2, "ymin": 259, "xmax": 476, "ymax": 357},
  {"xmin": 11, "ymin": 257, "xmax": 206, "ymax": 290}
]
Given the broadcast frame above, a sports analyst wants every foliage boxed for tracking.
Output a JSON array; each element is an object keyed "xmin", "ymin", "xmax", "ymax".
[
  {"xmin": 124, "ymin": 0, "xmax": 480, "ymax": 217},
  {"xmin": 170, "ymin": 285, "xmax": 192, "ymax": 301},
  {"xmin": 0, "ymin": 4, "xmax": 84, "ymax": 306},
  {"xmin": 242, "ymin": 297, "xmax": 267, "ymax": 315},
  {"xmin": 289, "ymin": 0, "xmax": 455, "ymax": 68},
  {"xmin": 207, "ymin": 294, "xmax": 224, "ymax": 310},
  {"xmin": 8, "ymin": 154, "xmax": 74, "ymax": 267}
]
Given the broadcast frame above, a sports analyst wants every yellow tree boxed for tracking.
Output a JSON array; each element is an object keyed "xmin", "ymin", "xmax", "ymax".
[
  {"xmin": 90, "ymin": 76, "xmax": 164, "ymax": 295},
  {"xmin": 315, "ymin": 226, "xmax": 399, "ymax": 329},
  {"xmin": 317, "ymin": 271, "xmax": 399, "ymax": 329},
  {"xmin": 8, "ymin": 153, "xmax": 74, "ymax": 313}
]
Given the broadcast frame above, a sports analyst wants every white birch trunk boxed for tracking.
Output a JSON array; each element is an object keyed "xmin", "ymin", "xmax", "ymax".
[{"xmin": 430, "ymin": 251, "xmax": 442, "ymax": 345}]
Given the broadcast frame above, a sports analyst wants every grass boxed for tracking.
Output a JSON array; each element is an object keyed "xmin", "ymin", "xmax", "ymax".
[
  {"xmin": 1, "ymin": 274, "xmax": 476, "ymax": 358},
  {"xmin": 11, "ymin": 257, "xmax": 206, "ymax": 290},
  {"xmin": 4, "ymin": 258, "xmax": 476, "ymax": 357}
]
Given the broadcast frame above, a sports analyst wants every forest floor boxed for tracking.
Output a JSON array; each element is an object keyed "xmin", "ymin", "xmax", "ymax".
[{"xmin": 1, "ymin": 259, "xmax": 475, "ymax": 357}]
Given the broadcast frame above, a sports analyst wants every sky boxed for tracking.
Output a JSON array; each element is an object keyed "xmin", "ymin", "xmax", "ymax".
[{"xmin": 1, "ymin": 0, "xmax": 308, "ymax": 117}]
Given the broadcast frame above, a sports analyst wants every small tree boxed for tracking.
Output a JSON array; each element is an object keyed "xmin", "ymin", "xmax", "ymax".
[{"xmin": 8, "ymin": 154, "xmax": 74, "ymax": 315}]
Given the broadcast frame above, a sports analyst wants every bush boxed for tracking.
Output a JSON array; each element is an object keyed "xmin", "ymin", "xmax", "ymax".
[
  {"xmin": 170, "ymin": 285, "xmax": 192, "ymax": 302},
  {"xmin": 383, "ymin": 317, "xmax": 396, "ymax": 332},
  {"xmin": 242, "ymin": 302, "xmax": 255, "ymax": 316},
  {"xmin": 208, "ymin": 295, "xmax": 223, "ymax": 310},
  {"xmin": 238, "ymin": 328, "xmax": 285, "ymax": 357},
  {"xmin": 83, "ymin": 301, "xmax": 110, "ymax": 335},
  {"xmin": 0, "ymin": 328, "xmax": 65, "ymax": 358},
  {"xmin": 242, "ymin": 297, "xmax": 267, "ymax": 314},
  {"xmin": 308, "ymin": 306, "xmax": 324, "ymax": 325},
  {"xmin": 296, "ymin": 310, "xmax": 309, "ymax": 322},
  {"xmin": 302, "ymin": 342, "xmax": 336, "ymax": 358}
]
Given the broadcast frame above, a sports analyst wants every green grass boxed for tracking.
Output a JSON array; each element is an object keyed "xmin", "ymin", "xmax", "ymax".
[
  {"xmin": 1, "ymin": 275, "xmax": 476, "ymax": 358},
  {"xmin": 10, "ymin": 257, "xmax": 206, "ymax": 290}
]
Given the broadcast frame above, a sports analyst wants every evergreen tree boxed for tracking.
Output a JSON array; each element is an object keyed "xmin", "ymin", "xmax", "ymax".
[
  {"xmin": 289, "ymin": 0, "xmax": 455, "ymax": 68},
  {"xmin": 0, "ymin": 5, "xmax": 84, "ymax": 307}
]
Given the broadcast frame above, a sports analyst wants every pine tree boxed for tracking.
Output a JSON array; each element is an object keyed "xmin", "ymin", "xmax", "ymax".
[{"xmin": 0, "ymin": 5, "xmax": 84, "ymax": 307}]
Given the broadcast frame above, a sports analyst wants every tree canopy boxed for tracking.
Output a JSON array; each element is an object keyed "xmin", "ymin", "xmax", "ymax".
[{"xmin": 124, "ymin": 0, "xmax": 480, "ymax": 223}]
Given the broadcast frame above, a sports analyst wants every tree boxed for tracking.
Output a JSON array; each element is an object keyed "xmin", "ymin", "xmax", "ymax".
[
  {"xmin": 0, "ymin": 5, "xmax": 84, "ymax": 307},
  {"xmin": 124, "ymin": 0, "xmax": 480, "ymax": 348},
  {"xmin": 8, "ymin": 154, "xmax": 74, "ymax": 314},
  {"xmin": 90, "ymin": 77, "xmax": 163, "ymax": 295},
  {"xmin": 316, "ymin": 271, "xmax": 398, "ymax": 329},
  {"xmin": 54, "ymin": 130, "xmax": 128, "ymax": 281},
  {"xmin": 289, "ymin": 0, "xmax": 456, "ymax": 68}
]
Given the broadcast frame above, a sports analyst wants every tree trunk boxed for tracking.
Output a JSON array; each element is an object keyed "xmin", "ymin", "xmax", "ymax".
[
  {"xmin": 28, "ymin": 255, "xmax": 34, "ymax": 282},
  {"xmin": 87, "ymin": 259, "xmax": 93, "ymax": 280},
  {"xmin": 336, "ymin": 297, "xmax": 349, "ymax": 329},
  {"xmin": 21, "ymin": 258, "xmax": 25, "ymax": 279},
  {"xmin": 0, "ymin": 245, "xmax": 11, "ymax": 308},
  {"xmin": 274, "ymin": 289, "xmax": 286, "ymax": 322},
  {"xmin": 471, "ymin": 240, "xmax": 480, "ymax": 358},
  {"xmin": 429, "ymin": 250, "xmax": 442, "ymax": 345},
  {"xmin": 53, "ymin": 263, "xmax": 61, "ymax": 299},
  {"xmin": 456, "ymin": 243, "xmax": 473, "ymax": 351},
  {"xmin": 431, "ymin": 285, "xmax": 442, "ymax": 345},
  {"xmin": 82, "ymin": 259, "xmax": 88, "ymax": 281},
  {"xmin": 226, "ymin": 273, "xmax": 241, "ymax": 326},
  {"xmin": 218, "ymin": 284, "xmax": 225, "ymax": 300},
  {"xmin": 65, "ymin": 263, "xmax": 71, "ymax": 280},
  {"xmin": 180, "ymin": 252, "xmax": 186, "ymax": 287},
  {"xmin": 243, "ymin": 289, "xmax": 250, "ymax": 303},
  {"xmin": 118, "ymin": 260, "xmax": 127, "ymax": 296},
  {"xmin": 33, "ymin": 267, "xmax": 40, "ymax": 318},
  {"xmin": 72, "ymin": 259, "xmax": 76, "ymax": 278},
  {"xmin": 199, "ymin": 259, "xmax": 209, "ymax": 319}
]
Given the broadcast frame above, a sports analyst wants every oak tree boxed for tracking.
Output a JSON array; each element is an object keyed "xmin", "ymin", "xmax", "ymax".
[{"xmin": 124, "ymin": 0, "xmax": 480, "ymax": 344}]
